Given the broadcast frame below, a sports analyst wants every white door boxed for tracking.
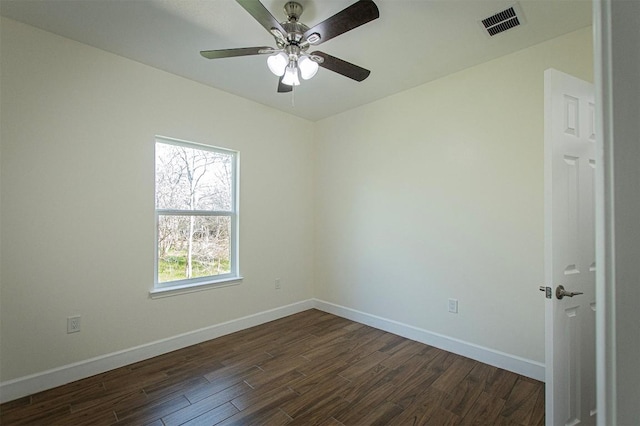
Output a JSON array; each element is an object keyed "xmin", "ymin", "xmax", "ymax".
[{"xmin": 543, "ymin": 69, "xmax": 596, "ymax": 426}]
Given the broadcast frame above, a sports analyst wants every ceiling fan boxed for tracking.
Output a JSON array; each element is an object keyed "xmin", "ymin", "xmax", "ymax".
[{"xmin": 200, "ymin": 0, "xmax": 380, "ymax": 93}]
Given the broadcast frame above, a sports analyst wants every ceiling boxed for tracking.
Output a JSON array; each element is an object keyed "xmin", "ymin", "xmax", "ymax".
[{"xmin": 0, "ymin": 0, "xmax": 591, "ymax": 121}]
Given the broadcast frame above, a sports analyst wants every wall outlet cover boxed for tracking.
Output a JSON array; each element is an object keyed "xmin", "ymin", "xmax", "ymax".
[{"xmin": 67, "ymin": 316, "xmax": 81, "ymax": 333}]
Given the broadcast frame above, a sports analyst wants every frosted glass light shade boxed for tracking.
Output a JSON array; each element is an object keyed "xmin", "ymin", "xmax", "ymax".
[
  {"xmin": 267, "ymin": 52, "xmax": 288, "ymax": 76},
  {"xmin": 281, "ymin": 66, "xmax": 300, "ymax": 86},
  {"xmin": 298, "ymin": 56, "xmax": 319, "ymax": 80}
]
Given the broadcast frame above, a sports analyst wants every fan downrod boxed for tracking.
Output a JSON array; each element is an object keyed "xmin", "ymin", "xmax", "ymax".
[{"xmin": 283, "ymin": 1, "xmax": 303, "ymax": 22}]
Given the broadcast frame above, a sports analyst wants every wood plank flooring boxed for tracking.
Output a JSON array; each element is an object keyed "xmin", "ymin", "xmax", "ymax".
[{"xmin": 0, "ymin": 309, "xmax": 544, "ymax": 425}]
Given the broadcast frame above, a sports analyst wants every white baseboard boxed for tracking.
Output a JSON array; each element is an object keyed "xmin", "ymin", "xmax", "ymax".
[
  {"xmin": 312, "ymin": 299, "xmax": 545, "ymax": 382},
  {"xmin": 0, "ymin": 299, "xmax": 315, "ymax": 404},
  {"xmin": 1, "ymin": 297, "xmax": 544, "ymax": 403}
]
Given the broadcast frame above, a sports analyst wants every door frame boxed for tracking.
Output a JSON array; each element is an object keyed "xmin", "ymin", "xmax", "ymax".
[
  {"xmin": 593, "ymin": 0, "xmax": 640, "ymax": 424},
  {"xmin": 593, "ymin": 1, "xmax": 615, "ymax": 423}
]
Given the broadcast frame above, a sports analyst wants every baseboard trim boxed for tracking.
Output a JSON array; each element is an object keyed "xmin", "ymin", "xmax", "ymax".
[
  {"xmin": 0, "ymin": 299, "xmax": 314, "ymax": 403},
  {"xmin": 312, "ymin": 299, "xmax": 545, "ymax": 382},
  {"xmin": 1, "ymin": 297, "xmax": 544, "ymax": 403}
]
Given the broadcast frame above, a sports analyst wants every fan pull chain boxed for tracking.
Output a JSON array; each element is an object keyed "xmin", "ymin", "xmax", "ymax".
[{"xmin": 291, "ymin": 84, "xmax": 296, "ymax": 107}]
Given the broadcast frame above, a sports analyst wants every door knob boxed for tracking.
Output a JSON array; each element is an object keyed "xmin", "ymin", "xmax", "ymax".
[{"xmin": 555, "ymin": 285, "xmax": 584, "ymax": 300}]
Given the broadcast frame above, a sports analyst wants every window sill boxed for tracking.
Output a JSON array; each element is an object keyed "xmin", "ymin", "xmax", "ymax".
[{"xmin": 149, "ymin": 276, "xmax": 243, "ymax": 299}]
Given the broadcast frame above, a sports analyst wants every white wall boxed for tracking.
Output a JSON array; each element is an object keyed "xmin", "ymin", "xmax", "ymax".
[
  {"xmin": 0, "ymin": 16, "xmax": 596, "ymax": 391},
  {"xmin": 0, "ymin": 18, "xmax": 315, "ymax": 382},
  {"xmin": 314, "ymin": 27, "xmax": 593, "ymax": 364}
]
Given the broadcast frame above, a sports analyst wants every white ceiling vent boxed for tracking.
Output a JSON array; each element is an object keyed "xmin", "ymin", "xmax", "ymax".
[{"xmin": 480, "ymin": 4, "xmax": 525, "ymax": 37}]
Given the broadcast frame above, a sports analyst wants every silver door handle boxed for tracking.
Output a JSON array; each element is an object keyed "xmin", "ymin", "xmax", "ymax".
[{"xmin": 556, "ymin": 285, "xmax": 584, "ymax": 300}]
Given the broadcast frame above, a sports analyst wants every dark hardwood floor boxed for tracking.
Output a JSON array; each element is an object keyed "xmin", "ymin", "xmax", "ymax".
[{"xmin": 0, "ymin": 309, "xmax": 544, "ymax": 425}]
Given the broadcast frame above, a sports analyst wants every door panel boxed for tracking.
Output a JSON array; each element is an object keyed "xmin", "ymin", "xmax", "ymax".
[{"xmin": 544, "ymin": 69, "xmax": 596, "ymax": 426}]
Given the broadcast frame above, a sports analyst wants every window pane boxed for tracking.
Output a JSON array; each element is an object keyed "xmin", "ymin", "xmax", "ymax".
[
  {"xmin": 155, "ymin": 143, "xmax": 233, "ymax": 211},
  {"xmin": 157, "ymin": 215, "xmax": 231, "ymax": 283}
]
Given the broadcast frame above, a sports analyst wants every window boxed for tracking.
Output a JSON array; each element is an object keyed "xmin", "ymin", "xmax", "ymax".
[{"xmin": 154, "ymin": 137, "xmax": 239, "ymax": 292}]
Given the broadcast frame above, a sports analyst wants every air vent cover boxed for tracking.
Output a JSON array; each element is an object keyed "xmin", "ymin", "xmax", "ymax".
[{"xmin": 481, "ymin": 5, "xmax": 524, "ymax": 36}]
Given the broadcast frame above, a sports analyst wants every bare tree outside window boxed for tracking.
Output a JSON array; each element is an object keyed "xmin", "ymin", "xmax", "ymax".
[{"xmin": 155, "ymin": 139, "xmax": 237, "ymax": 286}]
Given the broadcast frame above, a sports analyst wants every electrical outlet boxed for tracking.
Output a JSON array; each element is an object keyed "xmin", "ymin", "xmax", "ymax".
[
  {"xmin": 448, "ymin": 299, "xmax": 458, "ymax": 314},
  {"xmin": 67, "ymin": 315, "xmax": 81, "ymax": 333},
  {"xmin": 275, "ymin": 279, "xmax": 281, "ymax": 290}
]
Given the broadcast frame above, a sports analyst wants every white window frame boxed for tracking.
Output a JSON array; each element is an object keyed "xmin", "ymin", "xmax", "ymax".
[{"xmin": 151, "ymin": 136, "xmax": 241, "ymax": 297}]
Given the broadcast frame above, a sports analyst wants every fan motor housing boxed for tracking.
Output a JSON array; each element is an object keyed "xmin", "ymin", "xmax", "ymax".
[
  {"xmin": 280, "ymin": 2, "xmax": 308, "ymax": 46},
  {"xmin": 282, "ymin": 21, "xmax": 309, "ymax": 44},
  {"xmin": 283, "ymin": 1, "xmax": 303, "ymax": 21}
]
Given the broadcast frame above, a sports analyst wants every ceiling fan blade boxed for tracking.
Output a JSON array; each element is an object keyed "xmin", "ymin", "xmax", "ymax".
[
  {"xmin": 277, "ymin": 76, "xmax": 293, "ymax": 93},
  {"xmin": 311, "ymin": 51, "xmax": 371, "ymax": 82},
  {"xmin": 236, "ymin": 0, "xmax": 287, "ymax": 36},
  {"xmin": 200, "ymin": 47, "xmax": 275, "ymax": 59},
  {"xmin": 303, "ymin": 0, "xmax": 379, "ymax": 45}
]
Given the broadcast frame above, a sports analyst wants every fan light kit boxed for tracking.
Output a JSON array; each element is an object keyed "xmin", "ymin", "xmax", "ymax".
[
  {"xmin": 266, "ymin": 51, "xmax": 319, "ymax": 86},
  {"xmin": 200, "ymin": 0, "xmax": 380, "ymax": 93}
]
